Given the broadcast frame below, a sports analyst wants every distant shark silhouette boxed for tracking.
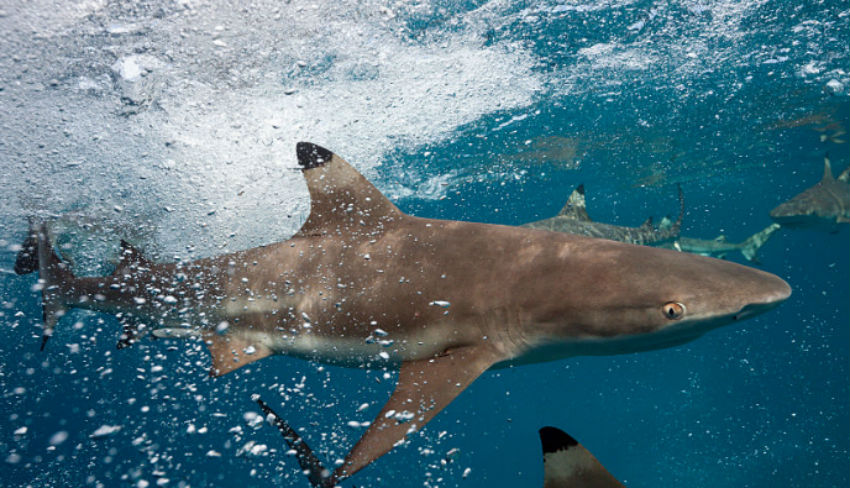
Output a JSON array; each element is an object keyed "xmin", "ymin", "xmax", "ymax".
[
  {"xmin": 770, "ymin": 156, "xmax": 850, "ymax": 229},
  {"xmin": 657, "ymin": 220, "xmax": 781, "ymax": 262},
  {"xmin": 17, "ymin": 143, "xmax": 791, "ymax": 487},
  {"xmin": 522, "ymin": 184, "xmax": 683, "ymax": 246},
  {"xmin": 539, "ymin": 426, "xmax": 624, "ymax": 488},
  {"xmin": 524, "ymin": 186, "xmax": 778, "ymax": 262}
]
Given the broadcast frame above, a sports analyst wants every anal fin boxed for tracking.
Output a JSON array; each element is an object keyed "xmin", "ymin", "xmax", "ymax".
[{"xmin": 205, "ymin": 333, "xmax": 273, "ymax": 377}]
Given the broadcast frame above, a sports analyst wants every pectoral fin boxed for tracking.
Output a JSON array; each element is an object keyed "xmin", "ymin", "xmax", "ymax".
[{"xmin": 335, "ymin": 344, "xmax": 500, "ymax": 479}]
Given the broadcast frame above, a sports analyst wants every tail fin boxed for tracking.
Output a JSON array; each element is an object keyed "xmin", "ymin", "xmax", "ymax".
[
  {"xmin": 28, "ymin": 222, "xmax": 73, "ymax": 350},
  {"xmin": 670, "ymin": 184, "xmax": 684, "ymax": 237},
  {"xmin": 740, "ymin": 223, "xmax": 781, "ymax": 262},
  {"xmin": 14, "ymin": 221, "xmax": 39, "ymax": 275},
  {"xmin": 539, "ymin": 427, "xmax": 624, "ymax": 488},
  {"xmin": 254, "ymin": 396, "xmax": 336, "ymax": 488}
]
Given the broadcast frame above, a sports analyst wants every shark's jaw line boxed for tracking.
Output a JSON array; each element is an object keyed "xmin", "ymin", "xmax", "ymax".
[{"xmin": 19, "ymin": 142, "xmax": 792, "ymax": 486}]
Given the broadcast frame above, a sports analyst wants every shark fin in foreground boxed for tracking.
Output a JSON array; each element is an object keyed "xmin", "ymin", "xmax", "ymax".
[{"xmin": 539, "ymin": 427, "xmax": 624, "ymax": 488}]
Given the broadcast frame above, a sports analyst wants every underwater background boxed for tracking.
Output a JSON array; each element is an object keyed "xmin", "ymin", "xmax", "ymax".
[{"xmin": 0, "ymin": 1, "xmax": 847, "ymax": 487}]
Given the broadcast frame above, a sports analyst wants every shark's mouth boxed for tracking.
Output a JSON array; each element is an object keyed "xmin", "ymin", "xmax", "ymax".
[{"xmin": 733, "ymin": 301, "xmax": 782, "ymax": 321}]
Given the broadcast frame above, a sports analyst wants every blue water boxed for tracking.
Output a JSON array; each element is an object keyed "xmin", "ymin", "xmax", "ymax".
[{"xmin": 1, "ymin": 1, "xmax": 848, "ymax": 487}]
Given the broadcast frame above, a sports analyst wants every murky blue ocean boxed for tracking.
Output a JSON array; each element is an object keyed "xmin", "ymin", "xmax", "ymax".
[{"xmin": 1, "ymin": 1, "xmax": 848, "ymax": 487}]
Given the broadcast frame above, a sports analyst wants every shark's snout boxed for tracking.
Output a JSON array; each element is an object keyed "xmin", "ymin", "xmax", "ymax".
[{"xmin": 734, "ymin": 274, "xmax": 791, "ymax": 321}]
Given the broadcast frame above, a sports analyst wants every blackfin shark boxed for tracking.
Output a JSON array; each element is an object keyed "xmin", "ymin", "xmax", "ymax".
[
  {"xmin": 657, "ymin": 220, "xmax": 781, "ymax": 262},
  {"xmin": 17, "ymin": 142, "xmax": 790, "ymax": 487},
  {"xmin": 526, "ymin": 186, "xmax": 779, "ymax": 262},
  {"xmin": 770, "ymin": 156, "xmax": 850, "ymax": 229},
  {"xmin": 522, "ymin": 184, "xmax": 683, "ymax": 246},
  {"xmin": 539, "ymin": 426, "xmax": 624, "ymax": 488}
]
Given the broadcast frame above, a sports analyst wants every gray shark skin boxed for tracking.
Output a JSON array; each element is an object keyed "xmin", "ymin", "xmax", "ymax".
[
  {"xmin": 18, "ymin": 142, "xmax": 791, "ymax": 487},
  {"xmin": 539, "ymin": 427, "xmax": 624, "ymax": 488},
  {"xmin": 522, "ymin": 184, "xmax": 683, "ymax": 246},
  {"xmin": 770, "ymin": 157, "xmax": 850, "ymax": 230},
  {"xmin": 657, "ymin": 222, "xmax": 781, "ymax": 262}
]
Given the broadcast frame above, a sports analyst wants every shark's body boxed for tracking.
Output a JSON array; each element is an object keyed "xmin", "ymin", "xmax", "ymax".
[
  {"xmin": 658, "ymin": 222, "xmax": 781, "ymax": 262},
  {"xmin": 770, "ymin": 157, "xmax": 850, "ymax": 229},
  {"xmin": 522, "ymin": 184, "xmax": 683, "ymax": 246},
  {"xmin": 18, "ymin": 143, "xmax": 790, "ymax": 487}
]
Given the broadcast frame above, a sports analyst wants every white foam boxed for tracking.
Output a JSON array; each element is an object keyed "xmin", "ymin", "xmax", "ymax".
[{"xmin": 0, "ymin": 0, "xmax": 543, "ymax": 256}]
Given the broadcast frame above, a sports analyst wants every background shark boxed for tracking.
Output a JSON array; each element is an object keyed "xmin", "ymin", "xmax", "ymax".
[
  {"xmin": 657, "ymin": 220, "xmax": 781, "ymax": 262},
  {"xmin": 770, "ymin": 157, "xmax": 850, "ymax": 230},
  {"xmin": 522, "ymin": 184, "xmax": 683, "ymax": 246},
  {"xmin": 16, "ymin": 143, "xmax": 790, "ymax": 487},
  {"xmin": 525, "ymin": 186, "xmax": 778, "ymax": 262}
]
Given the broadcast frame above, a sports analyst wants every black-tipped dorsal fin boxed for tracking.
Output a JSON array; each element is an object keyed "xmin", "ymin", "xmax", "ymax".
[
  {"xmin": 539, "ymin": 427, "xmax": 625, "ymax": 488},
  {"xmin": 823, "ymin": 156, "xmax": 834, "ymax": 181},
  {"xmin": 113, "ymin": 240, "xmax": 152, "ymax": 275},
  {"xmin": 557, "ymin": 184, "xmax": 591, "ymax": 221},
  {"xmin": 295, "ymin": 142, "xmax": 403, "ymax": 237},
  {"xmin": 640, "ymin": 216, "xmax": 653, "ymax": 229}
]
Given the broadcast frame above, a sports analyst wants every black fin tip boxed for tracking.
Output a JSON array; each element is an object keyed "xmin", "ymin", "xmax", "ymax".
[
  {"xmin": 296, "ymin": 142, "xmax": 334, "ymax": 169},
  {"xmin": 539, "ymin": 426, "xmax": 579, "ymax": 453}
]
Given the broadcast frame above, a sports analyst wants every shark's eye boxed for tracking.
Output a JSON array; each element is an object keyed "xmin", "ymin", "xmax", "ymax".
[{"xmin": 662, "ymin": 302, "xmax": 685, "ymax": 320}]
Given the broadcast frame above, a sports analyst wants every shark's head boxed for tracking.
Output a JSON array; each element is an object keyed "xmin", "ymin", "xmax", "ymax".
[
  {"xmin": 526, "ymin": 240, "xmax": 792, "ymax": 358},
  {"xmin": 770, "ymin": 157, "xmax": 849, "ymax": 229},
  {"xmin": 637, "ymin": 249, "xmax": 792, "ymax": 339},
  {"xmin": 769, "ymin": 192, "xmax": 830, "ymax": 228}
]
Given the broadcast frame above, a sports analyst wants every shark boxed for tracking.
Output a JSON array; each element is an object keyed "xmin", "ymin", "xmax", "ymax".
[
  {"xmin": 770, "ymin": 157, "xmax": 850, "ymax": 229},
  {"xmin": 657, "ymin": 220, "xmax": 781, "ymax": 262},
  {"xmin": 525, "ymin": 186, "xmax": 778, "ymax": 262},
  {"xmin": 539, "ymin": 426, "xmax": 624, "ymax": 488},
  {"xmin": 521, "ymin": 184, "xmax": 683, "ymax": 246},
  {"xmin": 16, "ymin": 142, "xmax": 791, "ymax": 487}
]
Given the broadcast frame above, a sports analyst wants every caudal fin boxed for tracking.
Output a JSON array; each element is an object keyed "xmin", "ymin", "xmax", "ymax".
[
  {"xmin": 255, "ymin": 396, "xmax": 335, "ymax": 488},
  {"xmin": 670, "ymin": 184, "xmax": 684, "ymax": 237},
  {"xmin": 740, "ymin": 223, "xmax": 781, "ymax": 262},
  {"xmin": 23, "ymin": 222, "xmax": 74, "ymax": 350},
  {"xmin": 14, "ymin": 221, "xmax": 39, "ymax": 275},
  {"xmin": 539, "ymin": 427, "xmax": 624, "ymax": 488}
]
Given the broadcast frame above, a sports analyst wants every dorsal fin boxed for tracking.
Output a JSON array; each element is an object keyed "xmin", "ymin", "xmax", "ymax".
[
  {"xmin": 557, "ymin": 184, "xmax": 591, "ymax": 221},
  {"xmin": 838, "ymin": 165, "xmax": 850, "ymax": 183},
  {"xmin": 640, "ymin": 216, "xmax": 653, "ymax": 229},
  {"xmin": 294, "ymin": 142, "xmax": 403, "ymax": 237},
  {"xmin": 112, "ymin": 240, "xmax": 152, "ymax": 275},
  {"xmin": 823, "ymin": 156, "xmax": 834, "ymax": 181},
  {"xmin": 659, "ymin": 216, "xmax": 673, "ymax": 230},
  {"xmin": 539, "ymin": 427, "xmax": 625, "ymax": 488},
  {"xmin": 714, "ymin": 235, "xmax": 727, "ymax": 242}
]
